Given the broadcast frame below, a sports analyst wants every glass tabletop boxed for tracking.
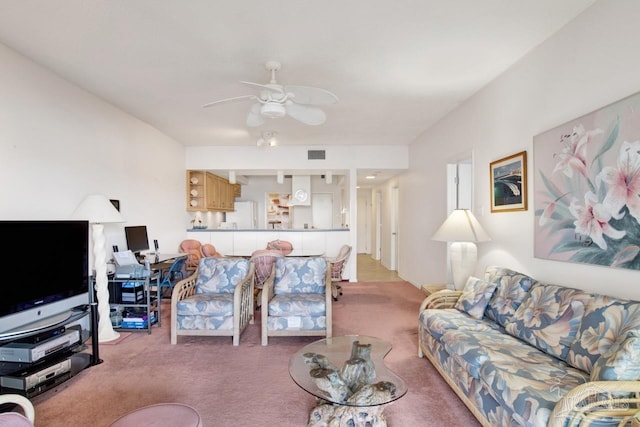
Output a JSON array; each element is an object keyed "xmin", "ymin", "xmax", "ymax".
[{"xmin": 288, "ymin": 335, "xmax": 407, "ymax": 407}]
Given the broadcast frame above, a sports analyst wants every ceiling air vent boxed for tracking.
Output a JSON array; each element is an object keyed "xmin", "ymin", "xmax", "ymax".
[{"xmin": 307, "ymin": 150, "xmax": 326, "ymax": 160}]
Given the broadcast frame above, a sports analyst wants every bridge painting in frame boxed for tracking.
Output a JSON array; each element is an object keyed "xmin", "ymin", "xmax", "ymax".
[{"xmin": 490, "ymin": 150, "xmax": 527, "ymax": 213}]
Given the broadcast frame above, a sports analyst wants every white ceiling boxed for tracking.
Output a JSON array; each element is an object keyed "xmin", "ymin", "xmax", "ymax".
[{"xmin": 0, "ymin": 0, "xmax": 596, "ymax": 152}]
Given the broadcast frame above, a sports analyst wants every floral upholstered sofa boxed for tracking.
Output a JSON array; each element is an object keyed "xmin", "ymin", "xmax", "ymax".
[{"xmin": 418, "ymin": 266, "xmax": 640, "ymax": 427}]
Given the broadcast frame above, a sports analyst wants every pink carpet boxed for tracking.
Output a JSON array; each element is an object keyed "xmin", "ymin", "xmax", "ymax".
[{"xmin": 30, "ymin": 281, "xmax": 481, "ymax": 426}]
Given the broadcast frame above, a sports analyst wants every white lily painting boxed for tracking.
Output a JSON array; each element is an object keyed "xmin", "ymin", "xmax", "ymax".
[{"xmin": 534, "ymin": 92, "xmax": 640, "ymax": 270}]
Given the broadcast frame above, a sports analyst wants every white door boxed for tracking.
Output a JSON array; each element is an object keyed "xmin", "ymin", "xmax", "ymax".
[
  {"xmin": 390, "ymin": 187, "xmax": 399, "ymax": 271},
  {"xmin": 357, "ymin": 195, "xmax": 368, "ymax": 253}
]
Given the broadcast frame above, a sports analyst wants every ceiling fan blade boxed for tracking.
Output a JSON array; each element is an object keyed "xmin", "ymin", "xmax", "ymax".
[
  {"xmin": 246, "ymin": 103, "xmax": 265, "ymax": 127},
  {"xmin": 240, "ymin": 81, "xmax": 284, "ymax": 95},
  {"xmin": 202, "ymin": 94, "xmax": 256, "ymax": 108},
  {"xmin": 285, "ymin": 103, "xmax": 327, "ymax": 125},
  {"xmin": 284, "ymin": 85, "xmax": 339, "ymax": 105}
]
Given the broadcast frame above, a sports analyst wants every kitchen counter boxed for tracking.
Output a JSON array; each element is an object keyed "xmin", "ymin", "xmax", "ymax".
[
  {"xmin": 186, "ymin": 229, "xmax": 352, "ymax": 278},
  {"xmin": 187, "ymin": 228, "xmax": 349, "ymax": 232}
]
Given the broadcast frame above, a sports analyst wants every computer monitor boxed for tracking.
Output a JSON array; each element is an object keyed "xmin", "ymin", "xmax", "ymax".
[{"xmin": 124, "ymin": 225, "xmax": 150, "ymax": 257}]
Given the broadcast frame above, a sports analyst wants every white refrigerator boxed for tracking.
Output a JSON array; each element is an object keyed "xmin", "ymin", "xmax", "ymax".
[{"xmin": 225, "ymin": 201, "xmax": 257, "ymax": 229}]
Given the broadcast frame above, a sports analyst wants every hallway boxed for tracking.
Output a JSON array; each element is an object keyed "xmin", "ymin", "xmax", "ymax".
[{"xmin": 356, "ymin": 253, "xmax": 401, "ymax": 282}]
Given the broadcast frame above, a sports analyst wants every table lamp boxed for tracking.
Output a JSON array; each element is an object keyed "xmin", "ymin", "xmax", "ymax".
[
  {"xmin": 72, "ymin": 194, "xmax": 124, "ymax": 342},
  {"xmin": 432, "ymin": 209, "xmax": 490, "ymax": 289}
]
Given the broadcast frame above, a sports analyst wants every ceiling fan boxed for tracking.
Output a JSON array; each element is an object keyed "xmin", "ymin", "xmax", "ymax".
[{"xmin": 202, "ymin": 61, "xmax": 338, "ymax": 127}]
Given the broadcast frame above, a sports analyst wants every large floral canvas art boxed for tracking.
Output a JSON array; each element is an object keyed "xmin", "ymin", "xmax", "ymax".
[{"xmin": 534, "ymin": 92, "xmax": 640, "ymax": 270}]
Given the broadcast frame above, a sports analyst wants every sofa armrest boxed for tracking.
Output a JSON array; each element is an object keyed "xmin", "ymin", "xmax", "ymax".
[
  {"xmin": 548, "ymin": 380, "xmax": 640, "ymax": 427},
  {"xmin": 419, "ymin": 290, "xmax": 462, "ymax": 311}
]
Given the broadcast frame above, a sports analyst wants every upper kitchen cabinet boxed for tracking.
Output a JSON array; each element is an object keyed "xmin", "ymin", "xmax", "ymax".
[{"xmin": 187, "ymin": 170, "xmax": 236, "ymax": 212}]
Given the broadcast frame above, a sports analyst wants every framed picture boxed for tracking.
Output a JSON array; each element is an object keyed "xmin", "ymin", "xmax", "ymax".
[
  {"xmin": 489, "ymin": 151, "xmax": 527, "ymax": 213},
  {"xmin": 533, "ymin": 91, "xmax": 640, "ymax": 271}
]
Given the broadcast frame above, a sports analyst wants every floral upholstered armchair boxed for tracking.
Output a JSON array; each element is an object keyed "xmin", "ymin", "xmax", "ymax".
[
  {"xmin": 171, "ymin": 257, "xmax": 254, "ymax": 346},
  {"xmin": 261, "ymin": 257, "xmax": 332, "ymax": 346}
]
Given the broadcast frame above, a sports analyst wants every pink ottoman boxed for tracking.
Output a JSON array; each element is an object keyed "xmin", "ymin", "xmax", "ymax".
[{"xmin": 109, "ymin": 403, "xmax": 202, "ymax": 427}]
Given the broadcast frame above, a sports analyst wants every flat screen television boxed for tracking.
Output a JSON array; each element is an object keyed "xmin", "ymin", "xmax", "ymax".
[
  {"xmin": 0, "ymin": 220, "xmax": 89, "ymax": 335},
  {"xmin": 124, "ymin": 225, "xmax": 149, "ymax": 256}
]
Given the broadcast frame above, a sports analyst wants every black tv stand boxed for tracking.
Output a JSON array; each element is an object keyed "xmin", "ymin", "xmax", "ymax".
[{"xmin": 0, "ymin": 303, "xmax": 100, "ymax": 397}]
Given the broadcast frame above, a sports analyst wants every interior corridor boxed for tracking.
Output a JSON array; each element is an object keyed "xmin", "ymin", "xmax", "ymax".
[{"xmin": 356, "ymin": 253, "xmax": 401, "ymax": 282}]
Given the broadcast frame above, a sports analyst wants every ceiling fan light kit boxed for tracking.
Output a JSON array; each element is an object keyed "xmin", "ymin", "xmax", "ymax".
[
  {"xmin": 260, "ymin": 102, "xmax": 287, "ymax": 118},
  {"xmin": 257, "ymin": 130, "xmax": 277, "ymax": 147},
  {"xmin": 203, "ymin": 60, "xmax": 338, "ymax": 128}
]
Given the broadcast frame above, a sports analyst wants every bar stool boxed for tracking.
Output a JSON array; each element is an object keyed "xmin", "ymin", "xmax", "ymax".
[{"xmin": 109, "ymin": 403, "xmax": 202, "ymax": 427}]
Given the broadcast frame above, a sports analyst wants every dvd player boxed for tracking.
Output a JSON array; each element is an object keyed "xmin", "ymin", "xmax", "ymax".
[
  {"xmin": 1, "ymin": 358, "xmax": 72, "ymax": 390},
  {"xmin": 0, "ymin": 329, "xmax": 80, "ymax": 363}
]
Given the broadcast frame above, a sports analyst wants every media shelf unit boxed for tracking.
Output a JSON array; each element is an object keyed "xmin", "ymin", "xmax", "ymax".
[
  {"xmin": 0, "ymin": 303, "xmax": 100, "ymax": 398},
  {"xmin": 103, "ymin": 275, "xmax": 161, "ymax": 334}
]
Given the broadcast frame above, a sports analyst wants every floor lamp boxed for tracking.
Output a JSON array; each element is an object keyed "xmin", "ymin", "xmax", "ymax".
[
  {"xmin": 432, "ymin": 209, "xmax": 490, "ymax": 290},
  {"xmin": 72, "ymin": 194, "xmax": 124, "ymax": 342}
]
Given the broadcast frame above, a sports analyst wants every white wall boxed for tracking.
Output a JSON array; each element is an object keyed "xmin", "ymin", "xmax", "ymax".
[
  {"xmin": 400, "ymin": 0, "xmax": 640, "ymax": 299},
  {"xmin": 186, "ymin": 145, "xmax": 408, "ymax": 172},
  {"xmin": 0, "ymin": 42, "xmax": 187, "ymax": 255}
]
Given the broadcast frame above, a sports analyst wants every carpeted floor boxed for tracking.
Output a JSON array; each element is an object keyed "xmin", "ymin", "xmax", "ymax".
[{"xmin": 30, "ymin": 281, "xmax": 480, "ymax": 426}]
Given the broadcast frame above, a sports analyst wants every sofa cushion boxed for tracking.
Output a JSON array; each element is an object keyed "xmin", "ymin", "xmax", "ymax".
[
  {"xmin": 484, "ymin": 266, "xmax": 537, "ymax": 327},
  {"xmin": 196, "ymin": 258, "xmax": 250, "ymax": 294},
  {"xmin": 419, "ymin": 308, "xmax": 498, "ymax": 341},
  {"xmin": 591, "ymin": 330, "xmax": 640, "ymax": 381},
  {"xmin": 439, "ymin": 327, "xmax": 538, "ymax": 380},
  {"xmin": 438, "ymin": 325, "xmax": 571, "ymax": 383},
  {"xmin": 567, "ymin": 295, "xmax": 640, "ymax": 373},
  {"xmin": 268, "ymin": 294, "xmax": 326, "ymax": 317},
  {"xmin": 274, "ymin": 257, "xmax": 327, "ymax": 294},
  {"xmin": 177, "ymin": 294, "xmax": 234, "ymax": 317},
  {"xmin": 266, "ymin": 315, "xmax": 327, "ymax": 331},
  {"xmin": 454, "ymin": 276, "xmax": 497, "ymax": 319},
  {"xmin": 175, "ymin": 314, "xmax": 233, "ymax": 331},
  {"xmin": 505, "ymin": 283, "xmax": 585, "ymax": 361},
  {"xmin": 480, "ymin": 355, "xmax": 589, "ymax": 427}
]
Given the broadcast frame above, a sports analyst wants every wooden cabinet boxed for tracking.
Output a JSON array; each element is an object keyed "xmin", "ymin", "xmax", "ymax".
[{"xmin": 187, "ymin": 170, "xmax": 236, "ymax": 212}]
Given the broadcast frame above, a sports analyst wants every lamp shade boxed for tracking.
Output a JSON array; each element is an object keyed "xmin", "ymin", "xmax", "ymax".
[
  {"xmin": 432, "ymin": 209, "xmax": 490, "ymax": 243},
  {"xmin": 71, "ymin": 194, "xmax": 124, "ymax": 224}
]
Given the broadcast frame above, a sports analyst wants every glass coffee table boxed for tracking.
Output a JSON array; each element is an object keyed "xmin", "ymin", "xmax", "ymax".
[{"xmin": 289, "ymin": 335, "xmax": 407, "ymax": 427}]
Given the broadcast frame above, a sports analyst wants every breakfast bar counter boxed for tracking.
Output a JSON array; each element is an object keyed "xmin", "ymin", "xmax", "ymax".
[{"xmin": 186, "ymin": 228, "xmax": 350, "ymax": 265}]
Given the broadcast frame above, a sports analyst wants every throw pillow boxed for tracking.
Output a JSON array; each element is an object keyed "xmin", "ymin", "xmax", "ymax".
[
  {"xmin": 591, "ymin": 331, "xmax": 640, "ymax": 381},
  {"xmin": 454, "ymin": 276, "xmax": 497, "ymax": 320},
  {"xmin": 504, "ymin": 283, "xmax": 585, "ymax": 361},
  {"xmin": 483, "ymin": 266, "xmax": 537, "ymax": 327}
]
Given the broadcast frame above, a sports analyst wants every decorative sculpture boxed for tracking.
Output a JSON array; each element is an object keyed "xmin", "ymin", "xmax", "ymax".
[{"xmin": 302, "ymin": 341, "xmax": 397, "ymax": 427}]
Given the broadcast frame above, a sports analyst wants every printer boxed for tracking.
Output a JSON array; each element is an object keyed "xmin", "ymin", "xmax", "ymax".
[{"xmin": 113, "ymin": 250, "xmax": 149, "ymax": 279}]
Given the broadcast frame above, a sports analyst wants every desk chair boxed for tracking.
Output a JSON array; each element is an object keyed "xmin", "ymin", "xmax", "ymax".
[
  {"xmin": 201, "ymin": 243, "xmax": 222, "ymax": 258},
  {"xmin": 250, "ymin": 249, "xmax": 284, "ymax": 308},
  {"xmin": 266, "ymin": 239, "xmax": 293, "ymax": 255},
  {"xmin": 158, "ymin": 256, "xmax": 188, "ymax": 298},
  {"xmin": 326, "ymin": 245, "xmax": 352, "ymax": 301},
  {"xmin": 179, "ymin": 239, "xmax": 202, "ymax": 269}
]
